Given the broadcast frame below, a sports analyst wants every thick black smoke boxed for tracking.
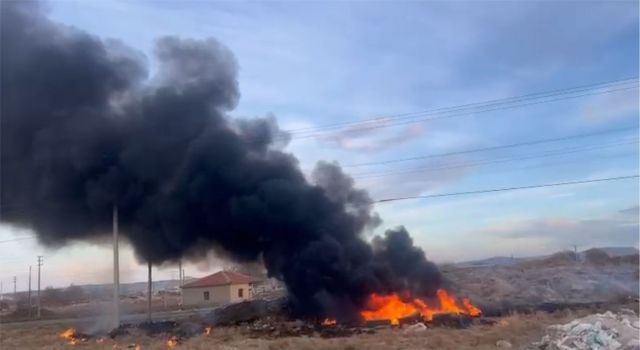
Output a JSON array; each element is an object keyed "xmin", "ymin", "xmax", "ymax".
[{"xmin": 0, "ymin": 1, "xmax": 441, "ymax": 318}]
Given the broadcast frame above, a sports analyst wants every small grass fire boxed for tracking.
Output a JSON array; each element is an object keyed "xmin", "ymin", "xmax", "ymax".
[
  {"xmin": 166, "ymin": 336, "xmax": 179, "ymax": 348},
  {"xmin": 60, "ymin": 328, "xmax": 89, "ymax": 345},
  {"xmin": 359, "ymin": 289, "xmax": 481, "ymax": 326},
  {"xmin": 322, "ymin": 318, "xmax": 337, "ymax": 326}
]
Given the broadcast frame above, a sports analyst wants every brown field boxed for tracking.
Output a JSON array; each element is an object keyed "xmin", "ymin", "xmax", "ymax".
[
  {"xmin": 1, "ymin": 295, "xmax": 185, "ymax": 323},
  {"xmin": 0, "ymin": 308, "xmax": 601, "ymax": 350}
]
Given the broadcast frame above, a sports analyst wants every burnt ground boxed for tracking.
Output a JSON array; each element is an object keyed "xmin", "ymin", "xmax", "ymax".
[{"xmin": 1, "ymin": 304, "xmax": 637, "ymax": 350}]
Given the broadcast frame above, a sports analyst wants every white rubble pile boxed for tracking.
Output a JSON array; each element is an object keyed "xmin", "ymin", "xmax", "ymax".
[
  {"xmin": 403, "ymin": 323, "xmax": 427, "ymax": 333},
  {"xmin": 530, "ymin": 310, "xmax": 639, "ymax": 350}
]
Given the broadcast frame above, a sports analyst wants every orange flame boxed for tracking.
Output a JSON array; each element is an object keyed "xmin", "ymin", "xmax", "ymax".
[
  {"xmin": 60, "ymin": 328, "xmax": 84, "ymax": 345},
  {"xmin": 360, "ymin": 288, "xmax": 481, "ymax": 325},
  {"xmin": 61, "ymin": 328, "xmax": 76, "ymax": 340},
  {"xmin": 360, "ymin": 294, "xmax": 417, "ymax": 326},
  {"xmin": 321, "ymin": 318, "xmax": 336, "ymax": 326},
  {"xmin": 134, "ymin": 345, "xmax": 141, "ymax": 350},
  {"xmin": 204, "ymin": 326, "xmax": 212, "ymax": 336},
  {"xmin": 166, "ymin": 336, "xmax": 178, "ymax": 348},
  {"xmin": 96, "ymin": 337, "xmax": 106, "ymax": 345},
  {"xmin": 462, "ymin": 298, "xmax": 481, "ymax": 317}
]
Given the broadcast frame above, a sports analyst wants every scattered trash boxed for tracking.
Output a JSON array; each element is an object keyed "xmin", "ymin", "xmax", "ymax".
[
  {"xmin": 496, "ymin": 339, "xmax": 512, "ymax": 348},
  {"xmin": 403, "ymin": 323, "xmax": 427, "ymax": 333},
  {"xmin": 529, "ymin": 311, "xmax": 640, "ymax": 350}
]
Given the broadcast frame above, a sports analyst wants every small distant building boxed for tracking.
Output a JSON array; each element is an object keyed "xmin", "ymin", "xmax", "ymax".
[{"xmin": 180, "ymin": 270, "xmax": 256, "ymax": 306}]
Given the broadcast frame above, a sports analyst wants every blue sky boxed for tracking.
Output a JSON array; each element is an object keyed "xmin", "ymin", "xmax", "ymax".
[{"xmin": 0, "ymin": 1, "xmax": 638, "ymax": 289}]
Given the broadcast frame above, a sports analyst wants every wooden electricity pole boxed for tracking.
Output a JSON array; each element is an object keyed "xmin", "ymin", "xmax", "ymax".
[
  {"xmin": 113, "ymin": 205, "xmax": 120, "ymax": 328},
  {"xmin": 178, "ymin": 261, "xmax": 182, "ymax": 287},
  {"xmin": 28, "ymin": 266, "xmax": 32, "ymax": 318},
  {"xmin": 37, "ymin": 256, "xmax": 43, "ymax": 319},
  {"xmin": 147, "ymin": 261, "xmax": 152, "ymax": 322}
]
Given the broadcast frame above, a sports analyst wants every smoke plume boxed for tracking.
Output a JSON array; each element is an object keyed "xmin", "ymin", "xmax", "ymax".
[{"xmin": 0, "ymin": 1, "xmax": 441, "ymax": 318}]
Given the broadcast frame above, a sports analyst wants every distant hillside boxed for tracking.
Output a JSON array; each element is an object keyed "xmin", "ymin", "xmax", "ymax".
[
  {"xmin": 454, "ymin": 256, "xmax": 525, "ymax": 268},
  {"xmin": 455, "ymin": 246, "xmax": 639, "ymax": 268},
  {"xmin": 81, "ymin": 279, "xmax": 180, "ymax": 296},
  {"xmin": 586, "ymin": 246, "xmax": 639, "ymax": 257}
]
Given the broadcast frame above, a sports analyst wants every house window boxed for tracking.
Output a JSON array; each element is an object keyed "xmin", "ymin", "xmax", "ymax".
[
  {"xmin": 238, "ymin": 288, "xmax": 244, "ymax": 298},
  {"xmin": 203, "ymin": 291, "xmax": 210, "ymax": 301}
]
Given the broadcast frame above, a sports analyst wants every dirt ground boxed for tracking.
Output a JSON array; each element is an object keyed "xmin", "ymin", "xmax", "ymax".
[
  {"xmin": 0, "ymin": 306, "xmax": 629, "ymax": 350},
  {"xmin": 1, "ymin": 295, "xmax": 187, "ymax": 323}
]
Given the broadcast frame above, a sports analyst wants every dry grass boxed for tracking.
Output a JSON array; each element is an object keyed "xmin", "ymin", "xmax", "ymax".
[
  {"xmin": 1, "ymin": 296, "xmax": 185, "ymax": 323},
  {"xmin": 0, "ymin": 309, "xmax": 594, "ymax": 350}
]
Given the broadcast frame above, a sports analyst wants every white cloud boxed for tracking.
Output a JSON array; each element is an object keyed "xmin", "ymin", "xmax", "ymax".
[
  {"xmin": 581, "ymin": 88, "xmax": 638, "ymax": 123},
  {"xmin": 468, "ymin": 206, "xmax": 638, "ymax": 256},
  {"xmin": 316, "ymin": 123, "xmax": 427, "ymax": 152}
]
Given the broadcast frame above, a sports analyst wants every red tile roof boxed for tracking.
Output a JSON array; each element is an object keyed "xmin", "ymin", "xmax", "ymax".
[{"xmin": 181, "ymin": 270, "xmax": 254, "ymax": 289}]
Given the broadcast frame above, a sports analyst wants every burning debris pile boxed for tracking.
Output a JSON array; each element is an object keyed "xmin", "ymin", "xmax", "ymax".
[
  {"xmin": 234, "ymin": 299, "xmax": 484, "ymax": 339},
  {"xmin": 203, "ymin": 295, "xmax": 482, "ymax": 340},
  {"xmin": 1, "ymin": 1, "xmax": 474, "ymax": 321},
  {"xmin": 208, "ymin": 293, "xmax": 481, "ymax": 330},
  {"xmin": 360, "ymin": 289, "xmax": 481, "ymax": 326}
]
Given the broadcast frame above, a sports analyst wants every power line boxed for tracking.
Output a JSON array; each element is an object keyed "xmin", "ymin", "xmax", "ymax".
[
  {"xmin": 342, "ymin": 126, "xmax": 638, "ymax": 168},
  {"xmin": 270, "ymin": 79, "xmax": 638, "ymax": 142},
  {"xmin": 286, "ymin": 77, "xmax": 638, "ymax": 134},
  {"xmin": 0, "ymin": 236, "xmax": 37, "ymax": 244},
  {"xmin": 285, "ymin": 85, "xmax": 638, "ymax": 141},
  {"xmin": 375, "ymin": 175, "xmax": 639, "ymax": 203},
  {"xmin": 3, "ymin": 135, "xmax": 637, "ymax": 214},
  {"xmin": 360, "ymin": 152, "xmax": 636, "ymax": 185},
  {"xmin": 353, "ymin": 139, "xmax": 638, "ymax": 179}
]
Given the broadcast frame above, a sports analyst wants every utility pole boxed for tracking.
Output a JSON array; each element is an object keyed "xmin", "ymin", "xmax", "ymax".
[
  {"xmin": 28, "ymin": 266, "xmax": 32, "ymax": 318},
  {"xmin": 147, "ymin": 261, "xmax": 152, "ymax": 322},
  {"xmin": 37, "ymin": 255, "xmax": 43, "ymax": 319},
  {"xmin": 113, "ymin": 205, "xmax": 120, "ymax": 328},
  {"xmin": 178, "ymin": 261, "xmax": 182, "ymax": 287},
  {"xmin": 12, "ymin": 276, "xmax": 16, "ymax": 300},
  {"xmin": 573, "ymin": 245, "xmax": 578, "ymax": 262}
]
